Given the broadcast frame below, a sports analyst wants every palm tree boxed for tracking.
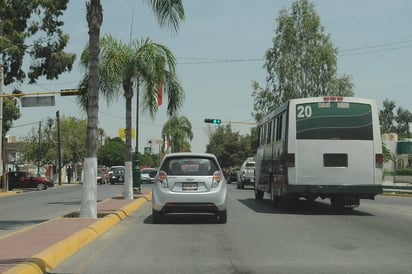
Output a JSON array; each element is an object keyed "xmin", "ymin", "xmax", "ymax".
[
  {"xmin": 80, "ymin": 34, "xmax": 184, "ymax": 199},
  {"xmin": 145, "ymin": 0, "xmax": 185, "ymax": 33},
  {"xmin": 80, "ymin": 0, "xmax": 184, "ymax": 216},
  {"xmin": 80, "ymin": 0, "xmax": 102, "ymax": 218},
  {"xmin": 162, "ymin": 115, "xmax": 193, "ymax": 153}
]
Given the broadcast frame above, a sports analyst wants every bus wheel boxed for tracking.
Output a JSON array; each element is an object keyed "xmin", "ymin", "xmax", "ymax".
[{"xmin": 255, "ymin": 187, "xmax": 264, "ymax": 200}]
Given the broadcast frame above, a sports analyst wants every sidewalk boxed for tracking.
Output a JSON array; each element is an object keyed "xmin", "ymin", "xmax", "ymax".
[{"xmin": 0, "ymin": 191, "xmax": 152, "ymax": 274}]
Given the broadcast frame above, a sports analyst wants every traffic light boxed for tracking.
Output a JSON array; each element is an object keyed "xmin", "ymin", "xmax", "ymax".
[{"xmin": 204, "ymin": 118, "xmax": 222, "ymax": 124}]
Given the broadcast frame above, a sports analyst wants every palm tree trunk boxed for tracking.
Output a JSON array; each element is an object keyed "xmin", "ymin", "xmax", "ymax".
[
  {"xmin": 123, "ymin": 82, "xmax": 133, "ymax": 199},
  {"xmin": 80, "ymin": 0, "xmax": 102, "ymax": 218}
]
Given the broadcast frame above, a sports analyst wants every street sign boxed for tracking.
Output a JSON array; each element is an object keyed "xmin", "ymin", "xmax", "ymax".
[
  {"xmin": 144, "ymin": 147, "xmax": 151, "ymax": 154},
  {"xmin": 21, "ymin": 96, "xmax": 55, "ymax": 107},
  {"xmin": 118, "ymin": 128, "xmax": 136, "ymax": 139}
]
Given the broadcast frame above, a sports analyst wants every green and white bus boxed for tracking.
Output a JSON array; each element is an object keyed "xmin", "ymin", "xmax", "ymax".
[{"xmin": 254, "ymin": 96, "xmax": 383, "ymax": 209}]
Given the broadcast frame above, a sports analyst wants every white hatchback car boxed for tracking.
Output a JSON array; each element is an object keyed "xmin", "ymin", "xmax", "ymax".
[{"xmin": 152, "ymin": 152, "xmax": 228, "ymax": 223}]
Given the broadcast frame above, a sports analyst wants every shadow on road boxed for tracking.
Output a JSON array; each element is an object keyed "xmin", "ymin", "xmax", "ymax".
[
  {"xmin": 143, "ymin": 213, "xmax": 220, "ymax": 225},
  {"xmin": 0, "ymin": 219, "xmax": 49, "ymax": 232},
  {"xmin": 238, "ymin": 198, "xmax": 374, "ymax": 216}
]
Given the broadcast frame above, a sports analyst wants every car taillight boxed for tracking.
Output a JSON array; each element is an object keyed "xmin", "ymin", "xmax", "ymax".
[
  {"xmin": 376, "ymin": 153, "xmax": 384, "ymax": 169},
  {"xmin": 212, "ymin": 171, "xmax": 222, "ymax": 188}
]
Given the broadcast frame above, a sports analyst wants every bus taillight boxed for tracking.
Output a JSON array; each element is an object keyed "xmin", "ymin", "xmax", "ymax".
[
  {"xmin": 287, "ymin": 153, "xmax": 295, "ymax": 167},
  {"xmin": 375, "ymin": 153, "xmax": 384, "ymax": 168},
  {"xmin": 323, "ymin": 96, "xmax": 343, "ymax": 102}
]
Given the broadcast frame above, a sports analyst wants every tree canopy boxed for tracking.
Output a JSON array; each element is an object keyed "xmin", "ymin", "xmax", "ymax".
[
  {"xmin": 0, "ymin": 0, "xmax": 75, "ymax": 85},
  {"xmin": 162, "ymin": 115, "xmax": 193, "ymax": 153},
  {"xmin": 379, "ymin": 99, "xmax": 412, "ymax": 139},
  {"xmin": 253, "ymin": 0, "xmax": 354, "ymax": 121},
  {"xmin": 206, "ymin": 125, "xmax": 255, "ymax": 168},
  {"xmin": 18, "ymin": 116, "xmax": 87, "ymax": 167}
]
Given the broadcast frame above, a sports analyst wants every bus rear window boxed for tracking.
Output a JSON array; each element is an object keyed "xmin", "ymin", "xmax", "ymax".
[{"xmin": 296, "ymin": 102, "xmax": 373, "ymax": 140}]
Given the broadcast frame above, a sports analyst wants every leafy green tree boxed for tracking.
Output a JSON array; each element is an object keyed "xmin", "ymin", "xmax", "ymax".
[
  {"xmin": 2, "ymin": 96, "xmax": 21, "ymax": 134},
  {"xmin": 0, "ymin": 0, "xmax": 75, "ymax": 85},
  {"xmin": 251, "ymin": 81, "xmax": 277, "ymax": 123},
  {"xmin": 379, "ymin": 99, "xmax": 396, "ymax": 133},
  {"xmin": 59, "ymin": 117, "xmax": 87, "ymax": 165},
  {"xmin": 394, "ymin": 107, "xmax": 412, "ymax": 139},
  {"xmin": 18, "ymin": 116, "xmax": 87, "ymax": 168},
  {"xmin": 206, "ymin": 125, "xmax": 254, "ymax": 168},
  {"xmin": 137, "ymin": 152, "xmax": 160, "ymax": 168},
  {"xmin": 99, "ymin": 137, "xmax": 125, "ymax": 167},
  {"xmin": 379, "ymin": 98, "xmax": 412, "ymax": 138},
  {"xmin": 254, "ymin": 0, "xmax": 354, "ymax": 119},
  {"xmin": 162, "ymin": 115, "xmax": 193, "ymax": 153}
]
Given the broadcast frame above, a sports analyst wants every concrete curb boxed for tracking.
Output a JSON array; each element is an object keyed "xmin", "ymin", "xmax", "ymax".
[{"xmin": 4, "ymin": 193, "xmax": 152, "ymax": 274}]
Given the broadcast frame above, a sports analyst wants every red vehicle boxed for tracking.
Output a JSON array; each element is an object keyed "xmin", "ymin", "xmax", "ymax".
[{"xmin": 7, "ymin": 171, "xmax": 54, "ymax": 191}]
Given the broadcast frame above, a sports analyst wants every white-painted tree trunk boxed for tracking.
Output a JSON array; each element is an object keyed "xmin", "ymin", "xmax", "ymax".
[
  {"xmin": 80, "ymin": 157, "xmax": 97, "ymax": 218},
  {"xmin": 123, "ymin": 161, "xmax": 133, "ymax": 199}
]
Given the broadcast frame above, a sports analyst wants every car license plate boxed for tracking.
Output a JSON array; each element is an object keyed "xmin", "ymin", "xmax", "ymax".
[
  {"xmin": 119, "ymin": 177, "xmax": 123, "ymax": 181},
  {"xmin": 182, "ymin": 182, "xmax": 198, "ymax": 190}
]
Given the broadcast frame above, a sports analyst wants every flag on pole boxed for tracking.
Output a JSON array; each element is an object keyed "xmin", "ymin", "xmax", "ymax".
[{"xmin": 157, "ymin": 81, "xmax": 163, "ymax": 107}]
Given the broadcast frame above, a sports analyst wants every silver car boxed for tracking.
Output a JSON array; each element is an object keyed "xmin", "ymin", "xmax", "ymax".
[{"xmin": 152, "ymin": 152, "xmax": 228, "ymax": 223}]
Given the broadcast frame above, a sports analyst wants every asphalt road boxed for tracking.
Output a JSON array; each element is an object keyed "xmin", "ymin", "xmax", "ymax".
[
  {"xmin": 51, "ymin": 184, "xmax": 412, "ymax": 274},
  {"xmin": 0, "ymin": 183, "xmax": 131, "ymax": 237}
]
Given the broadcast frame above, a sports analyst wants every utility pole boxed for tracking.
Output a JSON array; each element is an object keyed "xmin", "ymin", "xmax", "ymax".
[
  {"xmin": 57, "ymin": 110, "xmax": 62, "ymax": 186},
  {"xmin": 37, "ymin": 121, "xmax": 42, "ymax": 175}
]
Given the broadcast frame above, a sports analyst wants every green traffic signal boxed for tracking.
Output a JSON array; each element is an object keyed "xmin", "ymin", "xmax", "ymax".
[{"xmin": 204, "ymin": 118, "xmax": 221, "ymax": 124}]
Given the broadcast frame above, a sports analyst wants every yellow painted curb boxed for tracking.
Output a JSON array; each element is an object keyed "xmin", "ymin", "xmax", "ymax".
[{"xmin": 4, "ymin": 193, "xmax": 152, "ymax": 274}]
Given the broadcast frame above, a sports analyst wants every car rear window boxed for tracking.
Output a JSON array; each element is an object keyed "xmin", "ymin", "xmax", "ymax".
[{"xmin": 162, "ymin": 157, "xmax": 219, "ymax": 176}]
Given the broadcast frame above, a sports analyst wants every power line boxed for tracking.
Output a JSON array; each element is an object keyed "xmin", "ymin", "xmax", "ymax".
[{"xmin": 177, "ymin": 39, "xmax": 412, "ymax": 64}]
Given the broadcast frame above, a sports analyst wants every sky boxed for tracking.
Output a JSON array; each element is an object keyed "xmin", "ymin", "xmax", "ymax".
[{"xmin": 6, "ymin": 0, "xmax": 412, "ymax": 153}]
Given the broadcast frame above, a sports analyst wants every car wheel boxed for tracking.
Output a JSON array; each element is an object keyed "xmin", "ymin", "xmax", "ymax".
[
  {"xmin": 217, "ymin": 210, "xmax": 227, "ymax": 224},
  {"xmin": 37, "ymin": 183, "xmax": 46, "ymax": 191},
  {"xmin": 152, "ymin": 208, "xmax": 162, "ymax": 224}
]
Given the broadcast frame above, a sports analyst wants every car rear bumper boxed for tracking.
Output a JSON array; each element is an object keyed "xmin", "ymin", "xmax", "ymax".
[{"xmin": 152, "ymin": 184, "xmax": 227, "ymax": 212}]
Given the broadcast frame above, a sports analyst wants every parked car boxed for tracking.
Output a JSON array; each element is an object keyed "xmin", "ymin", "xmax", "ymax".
[
  {"xmin": 7, "ymin": 171, "xmax": 54, "ymax": 191},
  {"xmin": 152, "ymin": 152, "xmax": 228, "ymax": 224},
  {"xmin": 141, "ymin": 168, "xmax": 158, "ymax": 184},
  {"xmin": 237, "ymin": 157, "xmax": 255, "ymax": 189},
  {"xmin": 97, "ymin": 168, "xmax": 109, "ymax": 184},
  {"xmin": 109, "ymin": 166, "xmax": 125, "ymax": 184}
]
